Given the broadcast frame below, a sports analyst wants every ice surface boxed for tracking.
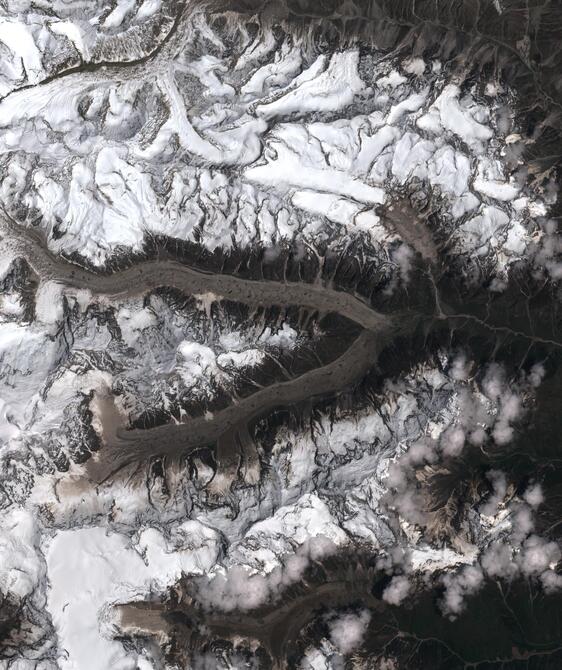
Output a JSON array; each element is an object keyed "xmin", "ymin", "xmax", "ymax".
[
  {"xmin": 0, "ymin": 15, "xmax": 547, "ymax": 280},
  {"xmin": 256, "ymin": 50, "xmax": 365, "ymax": 119},
  {"xmin": 46, "ymin": 523, "xmax": 220, "ymax": 669},
  {"xmin": 417, "ymin": 84, "xmax": 494, "ymax": 153}
]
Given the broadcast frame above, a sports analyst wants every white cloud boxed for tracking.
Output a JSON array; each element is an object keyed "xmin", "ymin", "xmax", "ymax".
[
  {"xmin": 518, "ymin": 535, "xmax": 561, "ymax": 577},
  {"xmin": 523, "ymin": 483, "xmax": 544, "ymax": 508},
  {"xmin": 382, "ymin": 575, "xmax": 411, "ymax": 605},
  {"xmin": 479, "ymin": 470, "xmax": 507, "ymax": 517},
  {"xmin": 440, "ymin": 426, "xmax": 465, "ymax": 457},
  {"xmin": 196, "ymin": 535, "xmax": 337, "ymax": 612},
  {"xmin": 328, "ymin": 609, "xmax": 372, "ymax": 655},
  {"xmin": 481, "ymin": 543, "xmax": 517, "ymax": 579},
  {"xmin": 441, "ymin": 565, "xmax": 484, "ymax": 618}
]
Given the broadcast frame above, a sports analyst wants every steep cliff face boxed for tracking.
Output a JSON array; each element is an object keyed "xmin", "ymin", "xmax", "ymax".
[{"xmin": 0, "ymin": 1, "xmax": 560, "ymax": 669}]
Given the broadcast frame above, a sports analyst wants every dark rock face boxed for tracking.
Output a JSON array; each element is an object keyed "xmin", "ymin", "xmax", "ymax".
[{"xmin": 0, "ymin": 0, "xmax": 560, "ymax": 668}]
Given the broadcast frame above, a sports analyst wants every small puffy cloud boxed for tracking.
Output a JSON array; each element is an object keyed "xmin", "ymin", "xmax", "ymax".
[
  {"xmin": 518, "ymin": 535, "xmax": 561, "ymax": 577},
  {"xmin": 440, "ymin": 426, "xmax": 465, "ymax": 457},
  {"xmin": 541, "ymin": 570, "xmax": 562, "ymax": 594},
  {"xmin": 468, "ymin": 426, "xmax": 487, "ymax": 446},
  {"xmin": 523, "ymin": 483, "xmax": 544, "ymax": 508},
  {"xmin": 449, "ymin": 353, "xmax": 472, "ymax": 381},
  {"xmin": 386, "ymin": 461, "xmax": 408, "ymax": 491},
  {"xmin": 392, "ymin": 489, "xmax": 428, "ymax": 526},
  {"xmin": 406, "ymin": 440, "xmax": 438, "ymax": 466},
  {"xmin": 479, "ymin": 470, "xmax": 507, "ymax": 517},
  {"xmin": 492, "ymin": 421, "xmax": 514, "ymax": 445},
  {"xmin": 441, "ymin": 565, "xmax": 484, "ymax": 618},
  {"xmin": 498, "ymin": 393, "xmax": 522, "ymax": 423},
  {"xmin": 510, "ymin": 505, "xmax": 535, "ymax": 541},
  {"xmin": 481, "ymin": 543, "xmax": 517, "ymax": 579},
  {"xmin": 258, "ymin": 323, "xmax": 299, "ymax": 350},
  {"xmin": 482, "ymin": 363, "xmax": 506, "ymax": 401},
  {"xmin": 492, "ymin": 391, "xmax": 523, "ymax": 445},
  {"xmin": 195, "ymin": 536, "xmax": 337, "ymax": 612},
  {"xmin": 328, "ymin": 609, "xmax": 371, "ymax": 655},
  {"xmin": 299, "ymin": 647, "xmax": 335, "ymax": 670},
  {"xmin": 382, "ymin": 575, "xmax": 410, "ymax": 605},
  {"xmin": 528, "ymin": 363, "xmax": 545, "ymax": 388}
]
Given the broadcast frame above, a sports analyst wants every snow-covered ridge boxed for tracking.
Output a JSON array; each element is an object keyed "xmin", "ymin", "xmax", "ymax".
[
  {"xmin": 0, "ymin": 284, "xmax": 311, "ymax": 469},
  {"xmin": 0, "ymin": 0, "xmax": 175, "ymax": 98},
  {"xmin": 0, "ymin": 10, "xmax": 556, "ymax": 281}
]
